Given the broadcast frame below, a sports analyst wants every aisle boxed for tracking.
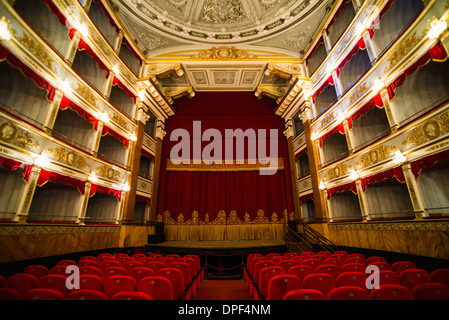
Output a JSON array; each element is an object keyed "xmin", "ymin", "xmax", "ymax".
[{"xmin": 194, "ymin": 280, "xmax": 253, "ymax": 300}]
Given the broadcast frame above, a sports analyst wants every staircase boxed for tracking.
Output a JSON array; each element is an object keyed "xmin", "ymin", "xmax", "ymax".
[{"xmin": 283, "ymin": 222, "xmax": 337, "ymax": 254}]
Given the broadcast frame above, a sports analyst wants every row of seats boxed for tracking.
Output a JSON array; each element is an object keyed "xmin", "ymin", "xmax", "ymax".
[
  {"xmin": 0, "ymin": 252, "xmax": 203, "ymax": 300},
  {"xmin": 245, "ymin": 251, "xmax": 449, "ymax": 300}
]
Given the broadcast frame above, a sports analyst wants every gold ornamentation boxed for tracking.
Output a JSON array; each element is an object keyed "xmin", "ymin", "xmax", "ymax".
[
  {"xmin": 94, "ymin": 165, "xmax": 123, "ymax": 182},
  {"xmin": 201, "ymin": 0, "xmax": 245, "ymax": 24},
  {"xmin": 0, "ymin": 121, "xmax": 39, "ymax": 150},
  {"xmin": 356, "ymin": 145, "xmax": 396, "ymax": 168},
  {"xmin": 111, "ymin": 113, "xmax": 129, "ymax": 131},
  {"xmin": 47, "ymin": 147, "xmax": 90, "ymax": 170},
  {"xmin": 385, "ymin": 32, "xmax": 423, "ymax": 73},
  {"xmin": 265, "ymin": 63, "xmax": 302, "ymax": 80},
  {"xmin": 75, "ymin": 84, "xmax": 97, "ymax": 108},
  {"xmin": 324, "ymin": 164, "xmax": 350, "ymax": 180},
  {"xmin": 166, "ymin": 158, "xmax": 285, "ymax": 172},
  {"xmin": 255, "ymin": 86, "xmax": 286, "ymax": 101},
  {"xmin": 271, "ymin": 212, "xmax": 278, "ymax": 223},
  {"xmin": 163, "ymin": 86, "xmax": 195, "ymax": 104},
  {"xmin": 349, "ymin": 83, "xmax": 367, "ymax": 104},
  {"xmin": 320, "ymin": 112, "xmax": 335, "ymax": 129},
  {"xmin": 192, "ymin": 46, "xmax": 257, "ymax": 60},
  {"xmin": 17, "ymin": 34, "xmax": 56, "ymax": 72},
  {"xmin": 402, "ymin": 113, "xmax": 449, "ymax": 147},
  {"xmin": 146, "ymin": 63, "xmax": 184, "ymax": 82},
  {"xmin": 227, "ymin": 210, "xmax": 243, "ymax": 224}
]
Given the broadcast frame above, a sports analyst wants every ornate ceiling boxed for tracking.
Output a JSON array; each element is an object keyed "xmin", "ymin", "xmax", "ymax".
[{"xmin": 110, "ymin": 0, "xmax": 333, "ymax": 95}]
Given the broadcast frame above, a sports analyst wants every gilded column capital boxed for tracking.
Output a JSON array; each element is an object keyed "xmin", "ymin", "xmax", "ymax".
[
  {"xmin": 264, "ymin": 63, "xmax": 304, "ymax": 82},
  {"xmin": 163, "ymin": 86, "xmax": 195, "ymax": 104},
  {"xmin": 145, "ymin": 63, "xmax": 184, "ymax": 84},
  {"xmin": 283, "ymin": 119, "xmax": 294, "ymax": 139},
  {"xmin": 156, "ymin": 120, "xmax": 166, "ymax": 140}
]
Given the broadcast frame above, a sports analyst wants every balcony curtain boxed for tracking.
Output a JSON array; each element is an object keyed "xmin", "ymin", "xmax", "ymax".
[
  {"xmin": 101, "ymin": 125, "xmax": 129, "ymax": 148},
  {"xmin": 360, "ymin": 167, "xmax": 405, "ymax": 192},
  {"xmin": 89, "ymin": 183, "xmax": 122, "ymax": 201},
  {"xmin": 60, "ymin": 96, "xmax": 99, "ymax": 131},
  {"xmin": 37, "ymin": 169, "xmax": 86, "ymax": 195},
  {"xmin": 327, "ymin": 181, "xmax": 357, "ymax": 200},
  {"xmin": 410, "ymin": 149, "xmax": 449, "ymax": 180},
  {"xmin": 157, "ymin": 92, "xmax": 294, "ymax": 225}
]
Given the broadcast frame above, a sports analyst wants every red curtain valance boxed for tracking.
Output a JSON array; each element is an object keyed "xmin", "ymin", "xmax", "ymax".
[
  {"xmin": 319, "ymin": 123, "xmax": 345, "ymax": 148},
  {"xmin": 306, "ymin": 36, "xmax": 325, "ymax": 63},
  {"xmin": 93, "ymin": 0, "xmax": 121, "ymax": 34},
  {"xmin": 89, "ymin": 183, "xmax": 122, "ymax": 201},
  {"xmin": 141, "ymin": 148, "xmax": 154, "ymax": 160},
  {"xmin": 360, "ymin": 166, "xmax": 405, "ymax": 192},
  {"xmin": 112, "ymin": 76, "xmax": 136, "ymax": 100},
  {"xmin": 326, "ymin": 0, "xmax": 352, "ymax": 33},
  {"xmin": 299, "ymin": 193, "xmax": 314, "ymax": 203},
  {"xmin": 0, "ymin": 156, "xmax": 22, "ymax": 170},
  {"xmin": 42, "ymin": 0, "xmax": 71, "ymax": 28},
  {"xmin": 387, "ymin": 42, "xmax": 448, "ymax": 100},
  {"xmin": 77, "ymin": 39, "xmax": 110, "ymax": 79},
  {"xmin": 327, "ymin": 181, "xmax": 357, "ymax": 199},
  {"xmin": 410, "ymin": 149, "xmax": 449, "ymax": 179},
  {"xmin": 136, "ymin": 194, "xmax": 151, "ymax": 205},
  {"xmin": 102, "ymin": 125, "xmax": 129, "ymax": 148},
  {"xmin": 37, "ymin": 169, "xmax": 86, "ymax": 194},
  {"xmin": 60, "ymin": 96, "xmax": 99, "ymax": 131},
  {"xmin": 120, "ymin": 37, "xmax": 143, "ymax": 66},
  {"xmin": 347, "ymin": 94, "xmax": 384, "ymax": 129},
  {"xmin": 312, "ymin": 74, "xmax": 335, "ymax": 103}
]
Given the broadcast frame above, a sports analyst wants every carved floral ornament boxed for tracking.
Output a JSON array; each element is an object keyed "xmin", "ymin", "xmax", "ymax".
[
  {"xmin": 402, "ymin": 112, "xmax": 449, "ymax": 147},
  {"xmin": 157, "ymin": 209, "xmax": 292, "ymax": 225},
  {"xmin": 191, "ymin": 46, "xmax": 257, "ymax": 60}
]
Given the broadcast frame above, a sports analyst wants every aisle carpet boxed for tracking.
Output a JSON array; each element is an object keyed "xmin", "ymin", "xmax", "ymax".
[{"xmin": 194, "ymin": 280, "xmax": 253, "ymax": 300}]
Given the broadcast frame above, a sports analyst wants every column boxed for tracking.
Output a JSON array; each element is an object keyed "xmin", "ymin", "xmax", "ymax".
[
  {"xmin": 379, "ymin": 88, "xmax": 400, "ymax": 132},
  {"xmin": 322, "ymin": 31, "xmax": 333, "ymax": 53},
  {"xmin": 322, "ymin": 190, "xmax": 333, "ymax": 222},
  {"xmin": 64, "ymin": 31, "xmax": 81, "ymax": 66},
  {"xmin": 103, "ymin": 71, "xmax": 115, "ymax": 99},
  {"xmin": 43, "ymin": 89, "xmax": 64, "ymax": 134},
  {"xmin": 355, "ymin": 179, "xmax": 370, "ymax": 221},
  {"xmin": 14, "ymin": 166, "xmax": 41, "ymax": 223},
  {"xmin": 148, "ymin": 120, "xmax": 166, "ymax": 222},
  {"xmin": 76, "ymin": 181, "xmax": 92, "ymax": 225},
  {"xmin": 283, "ymin": 119, "xmax": 302, "ymax": 222},
  {"xmin": 114, "ymin": 30, "xmax": 124, "ymax": 54},
  {"xmin": 301, "ymin": 102, "xmax": 327, "ymax": 223},
  {"xmin": 91, "ymin": 122, "xmax": 104, "ymax": 156},
  {"xmin": 342, "ymin": 119, "xmax": 355, "ymax": 154},
  {"xmin": 362, "ymin": 30, "xmax": 379, "ymax": 63},
  {"xmin": 402, "ymin": 163, "xmax": 427, "ymax": 219},
  {"xmin": 121, "ymin": 104, "xmax": 149, "ymax": 224},
  {"xmin": 331, "ymin": 70, "xmax": 344, "ymax": 98}
]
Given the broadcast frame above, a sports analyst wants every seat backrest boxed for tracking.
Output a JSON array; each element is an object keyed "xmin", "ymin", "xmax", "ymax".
[
  {"xmin": 333, "ymin": 251, "xmax": 348, "ymax": 258},
  {"xmin": 97, "ymin": 253, "xmax": 113, "ymax": 259},
  {"xmin": 369, "ymin": 284, "xmax": 412, "ymax": 300},
  {"xmin": 64, "ymin": 289, "xmax": 108, "ymax": 300},
  {"xmin": 259, "ymin": 267, "xmax": 286, "ymax": 298},
  {"xmin": 137, "ymin": 257, "xmax": 155, "ymax": 264},
  {"xmin": 79, "ymin": 256, "xmax": 97, "ymax": 263},
  {"xmin": 266, "ymin": 253, "xmax": 280, "ymax": 260},
  {"xmin": 128, "ymin": 267, "xmax": 155, "ymax": 286},
  {"xmin": 157, "ymin": 268, "xmax": 185, "ymax": 300},
  {"xmin": 271, "ymin": 256, "xmax": 288, "ymax": 264},
  {"xmin": 346, "ymin": 253, "xmax": 365, "ymax": 260},
  {"xmin": 299, "ymin": 252, "xmax": 314, "ymax": 258},
  {"xmin": 56, "ymin": 260, "xmax": 77, "ymax": 267},
  {"xmin": 282, "ymin": 289, "xmax": 325, "ymax": 300},
  {"xmin": 184, "ymin": 255, "xmax": 201, "ymax": 274},
  {"xmin": 23, "ymin": 288, "xmax": 64, "ymax": 300},
  {"xmin": 366, "ymin": 256, "xmax": 387, "ymax": 265},
  {"xmin": 111, "ymin": 291, "xmax": 153, "ymax": 300},
  {"xmin": 103, "ymin": 275, "xmax": 137, "ymax": 299},
  {"xmin": 344, "ymin": 257, "xmax": 365, "ymax": 265},
  {"xmin": 249, "ymin": 257, "xmax": 268, "ymax": 276},
  {"xmin": 327, "ymin": 286, "xmax": 369, "ymax": 300},
  {"xmin": 315, "ymin": 264, "xmax": 341, "ymax": 279},
  {"xmin": 99, "ymin": 260, "xmax": 121, "ymax": 270},
  {"xmin": 158, "ymin": 258, "xmax": 175, "ymax": 267},
  {"xmin": 267, "ymin": 274, "xmax": 302, "ymax": 300},
  {"xmin": 247, "ymin": 253, "xmax": 263, "ymax": 265},
  {"xmin": 392, "ymin": 261, "xmax": 416, "ymax": 275},
  {"xmin": 368, "ymin": 261, "xmax": 392, "ymax": 271},
  {"xmin": 317, "ymin": 251, "xmax": 332, "ymax": 258},
  {"xmin": 123, "ymin": 261, "xmax": 144, "ymax": 273},
  {"xmin": 168, "ymin": 262, "xmax": 192, "ymax": 286},
  {"xmin": 373, "ymin": 270, "xmax": 400, "ymax": 286},
  {"xmin": 38, "ymin": 274, "xmax": 69, "ymax": 295},
  {"xmin": 48, "ymin": 266, "xmax": 69, "ymax": 276},
  {"xmin": 75, "ymin": 275, "xmax": 103, "ymax": 292},
  {"xmin": 302, "ymin": 273, "xmax": 336, "ymax": 296},
  {"xmin": 336, "ymin": 272, "xmax": 367, "ymax": 289},
  {"xmin": 278, "ymin": 260, "xmax": 299, "ymax": 272},
  {"xmin": 148, "ymin": 254, "xmax": 164, "ymax": 260},
  {"xmin": 138, "ymin": 276, "xmax": 173, "ymax": 300},
  {"xmin": 411, "ymin": 283, "xmax": 449, "ymax": 300},
  {"xmin": 399, "ymin": 269, "xmax": 431, "ymax": 291},
  {"xmin": 323, "ymin": 258, "xmax": 344, "ymax": 268},
  {"xmin": 177, "ymin": 258, "xmax": 197, "ymax": 278},
  {"xmin": 78, "ymin": 266, "xmax": 101, "ymax": 277},
  {"xmin": 340, "ymin": 263, "xmax": 365, "ymax": 273},
  {"xmin": 144, "ymin": 261, "xmax": 166, "ymax": 274},
  {"xmin": 253, "ymin": 261, "xmax": 276, "ymax": 284},
  {"xmin": 166, "ymin": 254, "xmax": 181, "ymax": 262},
  {"xmin": 100, "ymin": 267, "xmax": 127, "ymax": 280},
  {"xmin": 0, "ymin": 288, "xmax": 21, "ymax": 300},
  {"xmin": 288, "ymin": 265, "xmax": 314, "ymax": 280},
  {"xmin": 431, "ymin": 268, "xmax": 449, "ymax": 287},
  {"xmin": 78, "ymin": 260, "xmax": 99, "ymax": 268},
  {"xmin": 283, "ymin": 253, "xmax": 299, "ymax": 259},
  {"xmin": 24, "ymin": 265, "xmax": 48, "ymax": 279},
  {"xmin": 131, "ymin": 254, "xmax": 146, "ymax": 260},
  {"xmin": 5, "ymin": 273, "xmax": 37, "ymax": 295},
  {"xmin": 301, "ymin": 259, "xmax": 322, "ymax": 271}
]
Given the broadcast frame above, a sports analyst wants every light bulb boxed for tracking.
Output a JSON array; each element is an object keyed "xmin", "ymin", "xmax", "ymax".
[
  {"xmin": 373, "ymin": 79, "xmax": 384, "ymax": 93},
  {"xmin": 78, "ymin": 23, "xmax": 89, "ymax": 37},
  {"xmin": 88, "ymin": 172, "xmax": 98, "ymax": 183},
  {"xmin": 428, "ymin": 19, "xmax": 447, "ymax": 40},
  {"xmin": 393, "ymin": 150, "xmax": 406, "ymax": 164},
  {"xmin": 311, "ymin": 132, "xmax": 318, "ymax": 141},
  {"xmin": 122, "ymin": 183, "xmax": 130, "ymax": 192},
  {"xmin": 130, "ymin": 133, "xmax": 137, "ymax": 142},
  {"xmin": 100, "ymin": 112, "xmax": 110, "ymax": 123},
  {"xmin": 112, "ymin": 64, "xmax": 120, "ymax": 75},
  {"xmin": 137, "ymin": 89, "xmax": 146, "ymax": 100},
  {"xmin": 319, "ymin": 181, "xmax": 326, "ymax": 190},
  {"xmin": 349, "ymin": 169, "xmax": 358, "ymax": 180},
  {"xmin": 337, "ymin": 111, "xmax": 346, "ymax": 123},
  {"xmin": 35, "ymin": 153, "xmax": 50, "ymax": 167},
  {"xmin": 59, "ymin": 79, "xmax": 72, "ymax": 94},
  {"xmin": 0, "ymin": 17, "xmax": 12, "ymax": 41}
]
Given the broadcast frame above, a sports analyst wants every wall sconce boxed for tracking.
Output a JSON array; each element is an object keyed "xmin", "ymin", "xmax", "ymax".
[
  {"xmin": 393, "ymin": 150, "xmax": 406, "ymax": 164},
  {"xmin": 35, "ymin": 152, "xmax": 50, "ymax": 168}
]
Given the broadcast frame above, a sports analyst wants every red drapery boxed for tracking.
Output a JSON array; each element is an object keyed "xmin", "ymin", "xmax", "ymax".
[
  {"xmin": 136, "ymin": 194, "xmax": 151, "ymax": 205},
  {"xmin": 89, "ymin": 183, "xmax": 122, "ymax": 201},
  {"xmin": 299, "ymin": 193, "xmax": 314, "ymax": 203},
  {"xmin": 410, "ymin": 149, "xmax": 449, "ymax": 179},
  {"xmin": 319, "ymin": 123, "xmax": 345, "ymax": 148},
  {"xmin": 306, "ymin": 36, "xmax": 324, "ymax": 64},
  {"xmin": 347, "ymin": 94, "xmax": 384, "ymax": 129},
  {"xmin": 326, "ymin": 0, "xmax": 353, "ymax": 33},
  {"xmin": 112, "ymin": 76, "xmax": 136, "ymax": 100},
  {"xmin": 101, "ymin": 125, "xmax": 129, "ymax": 148},
  {"xmin": 360, "ymin": 167, "xmax": 405, "ymax": 192},
  {"xmin": 156, "ymin": 92, "xmax": 294, "ymax": 224},
  {"xmin": 327, "ymin": 181, "xmax": 357, "ymax": 199},
  {"xmin": 0, "ymin": 156, "xmax": 22, "ymax": 170},
  {"xmin": 120, "ymin": 37, "xmax": 143, "ymax": 66},
  {"xmin": 77, "ymin": 39, "xmax": 110, "ymax": 79},
  {"xmin": 37, "ymin": 169, "xmax": 86, "ymax": 194},
  {"xmin": 141, "ymin": 148, "xmax": 154, "ymax": 160},
  {"xmin": 60, "ymin": 96, "xmax": 99, "ymax": 131},
  {"xmin": 42, "ymin": 0, "xmax": 71, "ymax": 28}
]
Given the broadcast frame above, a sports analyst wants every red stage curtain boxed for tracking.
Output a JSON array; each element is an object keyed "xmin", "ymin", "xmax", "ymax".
[
  {"xmin": 101, "ymin": 125, "xmax": 129, "ymax": 148},
  {"xmin": 89, "ymin": 183, "xmax": 122, "ymax": 200},
  {"xmin": 37, "ymin": 169, "xmax": 86, "ymax": 194},
  {"xmin": 327, "ymin": 181, "xmax": 357, "ymax": 199},
  {"xmin": 0, "ymin": 156, "xmax": 22, "ymax": 170},
  {"xmin": 410, "ymin": 149, "xmax": 449, "ymax": 179},
  {"xmin": 156, "ymin": 92, "xmax": 294, "ymax": 224},
  {"xmin": 60, "ymin": 96, "xmax": 99, "ymax": 131},
  {"xmin": 360, "ymin": 167, "xmax": 405, "ymax": 192}
]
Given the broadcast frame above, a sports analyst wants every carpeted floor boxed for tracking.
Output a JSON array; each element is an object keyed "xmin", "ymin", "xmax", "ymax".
[{"xmin": 194, "ymin": 280, "xmax": 253, "ymax": 300}]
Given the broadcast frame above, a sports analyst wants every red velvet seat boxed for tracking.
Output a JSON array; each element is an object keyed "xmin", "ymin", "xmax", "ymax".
[
  {"xmin": 302, "ymin": 273, "xmax": 336, "ymax": 297},
  {"xmin": 258, "ymin": 266, "xmax": 286, "ymax": 299},
  {"xmin": 0, "ymin": 288, "xmax": 21, "ymax": 300},
  {"xmin": 278, "ymin": 260, "xmax": 299, "ymax": 272},
  {"xmin": 369, "ymin": 284, "xmax": 412, "ymax": 300},
  {"xmin": 177, "ymin": 258, "xmax": 198, "ymax": 296},
  {"xmin": 411, "ymin": 283, "xmax": 449, "ymax": 300},
  {"xmin": 144, "ymin": 261, "xmax": 166, "ymax": 274},
  {"xmin": 431, "ymin": 268, "xmax": 449, "ymax": 287},
  {"xmin": 5, "ymin": 273, "xmax": 37, "ymax": 296},
  {"xmin": 392, "ymin": 261, "xmax": 416, "ymax": 275},
  {"xmin": 117, "ymin": 257, "xmax": 134, "ymax": 265},
  {"xmin": 344, "ymin": 257, "xmax": 365, "ymax": 265},
  {"xmin": 104, "ymin": 275, "xmax": 137, "ymax": 299},
  {"xmin": 169, "ymin": 262, "xmax": 192, "ymax": 292},
  {"xmin": 78, "ymin": 260, "xmax": 99, "ymax": 268},
  {"xmin": 122, "ymin": 261, "xmax": 144, "ymax": 273},
  {"xmin": 245, "ymin": 254, "xmax": 263, "ymax": 285},
  {"xmin": 79, "ymin": 256, "xmax": 97, "ymax": 262},
  {"xmin": 315, "ymin": 264, "xmax": 341, "ymax": 279},
  {"xmin": 100, "ymin": 267, "xmax": 127, "ymax": 281},
  {"xmin": 283, "ymin": 253, "xmax": 299, "ymax": 259},
  {"xmin": 374, "ymin": 270, "xmax": 401, "ymax": 286},
  {"xmin": 64, "ymin": 289, "xmax": 108, "ymax": 300},
  {"xmin": 291, "ymin": 256, "xmax": 307, "ymax": 264},
  {"xmin": 48, "ymin": 266, "xmax": 69, "ymax": 276},
  {"xmin": 38, "ymin": 274, "xmax": 68, "ymax": 295},
  {"xmin": 23, "ymin": 288, "xmax": 64, "ymax": 300},
  {"xmin": 131, "ymin": 254, "xmax": 146, "ymax": 260},
  {"xmin": 346, "ymin": 253, "xmax": 365, "ymax": 261},
  {"xmin": 166, "ymin": 254, "xmax": 181, "ymax": 262},
  {"xmin": 24, "ymin": 265, "xmax": 48, "ymax": 279},
  {"xmin": 185, "ymin": 254, "xmax": 202, "ymax": 283},
  {"xmin": 288, "ymin": 265, "xmax": 314, "ymax": 281},
  {"xmin": 340, "ymin": 263, "xmax": 365, "ymax": 273},
  {"xmin": 323, "ymin": 258, "xmax": 344, "ymax": 269},
  {"xmin": 252, "ymin": 260, "xmax": 276, "ymax": 296},
  {"xmin": 99, "ymin": 260, "xmax": 121, "ymax": 270},
  {"xmin": 128, "ymin": 267, "xmax": 155, "ymax": 286},
  {"xmin": 316, "ymin": 251, "xmax": 332, "ymax": 258},
  {"xmin": 282, "ymin": 289, "xmax": 325, "ymax": 300},
  {"xmin": 56, "ymin": 260, "xmax": 77, "ymax": 267},
  {"xmin": 97, "ymin": 253, "xmax": 113, "ymax": 259},
  {"xmin": 78, "ymin": 266, "xmax": 101, "ymax": 277},
  {"xmin": 327, "ymin": 286, "xmax": 369, "ymax": 300},
  {"xmin": 111, "ymin": 291, "xmax": 153, "ymax": 300},
  {"xmin": 266, "ymin": 253, "xmax": 280, "ymax": 260},
  {"xmin": 399, "ymin": 269, "xmax": 431, "ymax": 291},
  {"xmin": 299, "ymin": 252, "xmax": 314, "ymax": 258},
  {"xmin": 158, "ymin": 258, "xmax": 175, "ymax": 267},
  {"xmin": 271, "ymin": 256, "xmax": 288, "ymax": 265},
  {"xmin": 333, "ymin": 251, "xmax": 348, "ymax": 258},
  {"xmin": 336, "ymin": 272, "xmax": 367, "ymax": 290},
  {"xmin": 366, "ymin": 256, "xmax": 387, "ymax": 265},
  {"xmin": 267, "ymin": 274, "xmax": 302, "ymax": 300},
  {"xmin": 138, "ymin": 276, "xmax": 173, "ymax": 300},
  {"xmin": 368, "ymin": 261, "xmax": 392, "ymax": 271},
  {"xmin": 137, "ymin": 257, "xmax": 155, "ymax": 264},
  {"xmin": 148, "ymin": 254, "xmax": 164, "ymax": 260},
  {"xmin": 157, "ymin": 268, "xmax": 185, "ymax": 300},
  {"xmin": 301, "ymin": 259, "xmax": 322, "ymax": 271},
  {"xmin": 74, "ymin": 275, "xmax": 103, "ymax": 292}
]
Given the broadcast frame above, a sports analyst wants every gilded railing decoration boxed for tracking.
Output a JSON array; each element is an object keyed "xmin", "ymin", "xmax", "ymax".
[
  {"xmin": 402, "ymin": 113, "xmax": 449, "ymax": 147},
  {"xmin": 356, "ymin": 145, "xmax": 396, "ymax": 168},
  {"xmin": 47, "ymin": 147, "xmax": 90, "ymax": 170},
  {"xmin": 0, "ymin": 120, "xmax": 40, "ymax": 152}
]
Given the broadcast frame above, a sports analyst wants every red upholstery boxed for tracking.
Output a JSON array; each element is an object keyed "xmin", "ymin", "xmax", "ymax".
[
  {"xmin": 169, "ymin": 262, "xmax": 192, "ymax": 287},
  {"xmin": 411, "ymin": 283, "xmax": 449, "ymax": 300},
  {"xmin": 366, "ymin": 256, "xmax": 387, "ymax": 265},
  {"xmin": 303, "ymin": 273, "xmax": 336, "ymax": 296},
  {"xmin": 128, "ymin": 267, "xmax": 155, "ymax": 286},
  {"xmin": 346, "ymin": 253, "xmax": 365, "ymax": 260},
  {"xmin": 122, "ymin": 261, "xmax": 144, "ymax": 273},
  {"xmin": 399, "ymin": 269, "xmax": 431, "ymax": 291},
  {"xmin": 79, "ymin": 256, "xmax": 97, "ymax": 262},
  {"xmin": 316, "ymin": 251, "xmax": 332, "ymax": 258},
  {"xmin": 166, "ymin": 254, "xmax": 181, "ymax": 262},
  {"xmin": 258, "ymin": 267, "xmax": 286, "ymax": 299},
  {"xmin": 100, "ymin": 267, "xmax": 127, "ymax": 280},
  {"xmin": 0, "ymin": 288, "xmax": 22, "ymax": 300},
  {"xmin": 282, "ymin": 289, "xmax": 325, "ymax": 300},
  {"xmin": 144, "ymin": 261, "xmax": 166, "ymax": 274},
  {"xmin": 315, "ymin": 264, "xmax": 341, "ymax": 279},
  {"xmin": 148, "ymin": 254, "xmax": 164, "ymax": 260},
  {"xmin": 288, "ymin": 265, "xmax": 314, "ymax": 280},
  {"xmin": 137, "ymin": 257, "xmax": 155, "ymax": 264},
  {"xmin": 253, "ymin": 261, "xmax": 276, "ymax": 287},
  {"xmin": 431, "ymin": 268, "xmax": 449, "ymax": 287},
  {"xmin": 283, "ymin": 253, "xmax": 299, "ymax": 259},
  {"xmin": 23, "ymin": 288, "xmax": 64, "ymax": 300},
  {"xmin": 38, "ymin": 274, "xmax": 68, "ymax": 295},
  {"xmin": 64, "ymin": 289, "xmax": 108, "ymax": 300},
  {"xmin": 111, "ymin": 291, "xmax": 153, "ymax": 300},
  {"xmin": 267, "ymin": 274, "xmax": 302, "ymax": 300},
  {"xmin": 138, "ymin": 276, "xmax": 173, "ymax": 300},
  {"xmin": 99, "ymin": 260, "xmax": 121, "ymax": 270},
  {"xmin": 266, "ymin": 253, "xmax": 280, "ymax": 259},
  {"xmin": 78, "ymin": 266, "xmax": 101, "ymax": 277},
  {"xmin": 374, "ymin": 270, "xmax": 401, "ymax": 286},
  {"xmin": 5, "ymin": 273, "xmax": 37, "ymax": 295},
  {"xmin": 344, "ymin": 257, "xmax": 365, "ymax": 265},
  {"xmin": 340, "ymin": 263, "xmax": 365, "ymax": 273},
  {"xmin": 301, "ymin": 259, "xmax": 322, "ymax": 271},
  {"xmin": 158, "ymin": 258, "xmax": 175, "ymax": 267},
  {"xmin": 271, "ymin": 256, "xmax": 288, "ymax": 264},
  {"xmin": 336, "ymin": 272, "xmax": 367, "ymax": 290},
  {"xmin": 131, "ymin": 254, "xmax": 146, "ymax": 260},
  {"xmin": 75, "ymin": 275, "xmax": 103, "ymax": 292},
  {"xmin": 323, "ymin": 258, "xmax": 344, "ymax": 268},
  {"xmin": 24, "ymin": 265, "xmax": 48, "ymax": 279},
  {"xmin": 78, "ymin": 260, "xmax": 99, "ymax": 268},
  {"xmin": 300, "ymin": 252, "xmax": 314, "ymax": 258},
  {"xmin": 369, "ymin": 284, "xmax": 412, "ymax": 300},
  {"xmin": 327, "ymin": 286, "xmax": 369, "ymax": 300},
  {"xmin": 103, "ymin": 275, "xmax": 137, "ymax": 299},
  {"xmin": 278, "ymin": 260, "xmax": 299, "ymax": 272},
  {"xmin": 157, "ymin": 268, "xmax": 185, "ymax": 300},
  {"xmin": 392, "ymin": 261, "xmax": 417, "ymax": 275},
  {"xmin": 368, "ymin": 261, "xmax": 392, "ymax": 271},
  {"xmin": 48, "ymin": 266, "xmax": 69, "ymax": 276}
]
